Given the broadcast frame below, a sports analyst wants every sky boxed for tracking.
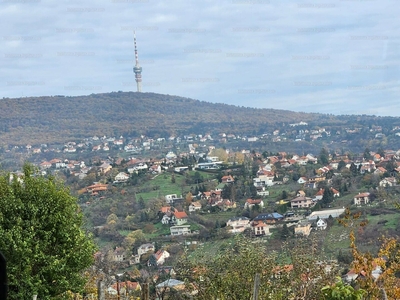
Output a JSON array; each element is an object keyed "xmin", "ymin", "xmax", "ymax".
[{"xmin": 1, "ymin": 0, "xmax": 399, "ymax": 116}]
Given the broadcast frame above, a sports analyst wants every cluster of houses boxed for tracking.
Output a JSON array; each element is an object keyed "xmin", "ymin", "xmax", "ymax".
[{"xmin": 225, "ymin": 207, "xmax": 346, "ymax": 238}]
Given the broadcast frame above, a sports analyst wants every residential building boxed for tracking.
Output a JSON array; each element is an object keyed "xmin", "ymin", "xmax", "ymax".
[
  {"xmin": 172, "ymin": 211, "xmax": 188, "ymax": 225},
  {"xmin": 170, "ymin": 225, "xmax": 191, "ymax": 236},
  {"xmin": 137, "ymin": 243, "xmax": 155, "ymax": 256},
  {"xmin": 290, "ymin": 196, "xmax": 314, "ymax": 209},
  {"xmin": 226, "ymin": 217, "xmax": 250, "ymax": 233},
  {"xmin": 189, "ymin": 201, "xmax": 202, "ymax": 212},
  {"xmin": 114, "ymin": 172, "xmax": 129, "ymax": 182},
  {"xmin": 354, "ymin": 192, "xmax": 370, "ymax": 205},
  {"xmin": 149, "ymin": 250, "xmax": 170, "ymax": 266},
  {"xmin": 253, "ymin": 213, "xmax": 284, "ymax": 223},
  {"xmin": 316, "ymin": 219, "xmax": 327, "ymax": 230},
  {"xmin": 252, "ymin": 221, "xmax": 270, "ymax": 236},
  {"xmin": 244, "ymin": 198, "xmax": 264, "ymax": 209},
  {"xmin": 379, "ymin": 177, "xmax": 397, "ymax": 187}
]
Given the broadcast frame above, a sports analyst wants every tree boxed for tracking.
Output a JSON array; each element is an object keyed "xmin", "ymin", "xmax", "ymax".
[
  {"xmin": 319, "ymin": 148, "xmax": 329, "ymax": 165},
  {"xmin": 176, "ymin": 236, "xmax": 337, "ymax": 299},
  {"xmin": 0, "ymin": 164, "xmax": 96, "ymax": 299},
  {"xmin": 321, "ymin": 188, "xmax": 334, "ymax": 207},
  {"xmin": 363, "ymin": 147, "xmax": 372, "ymax": 160},
  {"xmin": 337, "ymin": 160, "xmax": 346, "ymax": 171}
]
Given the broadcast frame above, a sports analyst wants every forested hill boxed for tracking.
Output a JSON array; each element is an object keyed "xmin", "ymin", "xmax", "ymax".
[
  {"xmin": 0, "ymin": 91, "xmax": 322, "ymax": 145},
  {"xmin": 1, "ymin": 91, "xmax": 399, "ymax": 147}
]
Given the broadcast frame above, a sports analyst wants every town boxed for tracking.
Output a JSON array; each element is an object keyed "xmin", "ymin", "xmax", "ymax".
[{"xmin": 4, "ymin": 126, "xmax": 400, "ymax": 298}]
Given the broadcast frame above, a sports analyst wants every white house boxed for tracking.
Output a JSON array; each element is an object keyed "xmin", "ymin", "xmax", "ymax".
[
  {"xmin": 149, "ymin": 250, "xmax": 170, "ymax": 266},
  {"xmin": 379, "ymin": 177, "xmax": 397, "ymax": 187},
  {"xmin": 297, "ymin": 177, "xmax": 307, "ymax": 184},
  {"xmin": 354, "ymin": 192, "xmax": 370, "ymax": 205},
  {"xmin": 226, "ymin": 217, "xmax": 250, "ymax": 233},
  {"xmin": 137, "ymin": 243, "xmax": 155, "ymax": 256},
  {"xmin": 244, "ymin": 199, "xmax": 264, "ymax": 209},
  {"xmin": 170, "ymin": 225, "xmax": 191, "ymax": 236},
  {"xmin": 189, "ymin": 201, "xmax": 202, "ymax": 212},
  {"xmin": 316, "ymin": 219, "xmax": 327, "ymax": 230},
  {"xmin": 114, "ymin": 172, "xmax": 129, "ymax": 182}
]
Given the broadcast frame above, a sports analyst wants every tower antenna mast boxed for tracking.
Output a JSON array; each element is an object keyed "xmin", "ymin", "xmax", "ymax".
[{"xmin": 133, "ymin": 31, "xmax": 142, "ymax": 92}]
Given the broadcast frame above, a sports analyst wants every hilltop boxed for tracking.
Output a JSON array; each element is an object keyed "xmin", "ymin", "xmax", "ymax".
[{"xmin": 0, "ymin": 91, "xmax": 322, "ymax": 145}]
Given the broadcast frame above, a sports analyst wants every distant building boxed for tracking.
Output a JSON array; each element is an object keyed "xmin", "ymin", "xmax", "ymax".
[
  {"xmin": 354, "ymin": 192, "xmax": 370, "ymax": 205},
  {"xmin": 307, "ymin": 208, "xmax": 345, "ymax": 221},
  {"xmin": 170, "ymin": 225, "xmax": 191, "ymax": 236},
  {"xmin": 226, "ymin": 217, "xmax": 250, "ymax": 233}
]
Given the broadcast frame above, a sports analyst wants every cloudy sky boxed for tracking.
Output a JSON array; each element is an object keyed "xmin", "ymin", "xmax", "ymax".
[{"xmin": 1, "ymin": 0, "xmax": 399, "ymax": 116}]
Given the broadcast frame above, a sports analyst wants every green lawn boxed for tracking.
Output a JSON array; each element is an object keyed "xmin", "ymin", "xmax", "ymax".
[
  {"xmin": 135, "ymin": 173, "xmax": 186, "ymax": 201},
  {"xmin": 366, "ymin": 211, "xmax": 400, "ymax": 230},
  {"xmin": 197, "ymin": 210, "xmax": 238, "ymax": 224},
  {"xmin": 135, "ymin": 170, "xmax": 218, "ymax": 202}
]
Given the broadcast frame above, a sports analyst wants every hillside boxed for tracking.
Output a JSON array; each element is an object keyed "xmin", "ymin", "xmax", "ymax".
[{"xmin": 0, "ymin": 92, "xmax": 322, "ymax": 145}]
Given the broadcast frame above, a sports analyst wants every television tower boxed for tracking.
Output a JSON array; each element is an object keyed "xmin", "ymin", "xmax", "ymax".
[{"xmin": 133, "ymin": 31, "xmax": 142, "ymax": 92}]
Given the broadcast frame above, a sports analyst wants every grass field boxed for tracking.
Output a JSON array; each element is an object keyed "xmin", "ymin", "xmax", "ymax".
[{"xmin": 135, "ymin": 170, "xmax": 216, "ymax": 202}]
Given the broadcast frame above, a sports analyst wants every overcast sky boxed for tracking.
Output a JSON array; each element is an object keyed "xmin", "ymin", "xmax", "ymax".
[{"xmin": 1, "ymin": 0, "xmax": 399, "ymax": 116}]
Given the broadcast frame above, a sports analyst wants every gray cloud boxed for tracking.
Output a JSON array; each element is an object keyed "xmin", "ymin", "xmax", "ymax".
[{"xmin": 0, "ymin": 0, "xmax": 399, "ymax": 116}]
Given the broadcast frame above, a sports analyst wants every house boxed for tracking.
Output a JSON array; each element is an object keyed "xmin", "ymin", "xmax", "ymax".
[
  {"xmin": 150, "ymin": 164, "xmax": 162, "ymax": 174},
  {"xmin": 99, "ymin": 162, "xmax": 112, "ymax": 174},
  {"xmin": 344, "ymin": 263, "xmax": 382, "ymax": 282},
  {"xmin": 315, "ymin": 188, "xmax": 340, "ymax": 201},
  {"xmin": 149, "ymin": 250, "xmax": 170, "ymax": 266},
  {"xmin": 297, "ymin": 177, "xmax": 307, "ymax": 184},
  {"xmin": 137, "ymin": 243, "xmax": 155, "ymax": 256},
  {"xmin": 226, "ymin": 217, "xmax": 250, "ymax": 233},
  {"xmin": 244, "ymin": 199, "xmax": 264, "ymax": 209},
  {"xmin": 39, "ymin": 161, "xmax": 52, "ymax": 169},
  {"xmin": 252, "ymin": 221, "xmax": 270, "ymax": 236},
  {"xmin": 253, "ymin": 174, "xmax": 274, "ymax": 187},
  {"xmin": 114, "ymin": 172, "xmax": 129, "ymax": 182},
  {"xmin": 221, "ymin": 175, "xmax": 234, "ymax": 183},
  {"xmin": 253, "ymin": 212, "xmax": 284, "ymax": 223},
  {"xmin": 112, "ymin": 247, "xmax": 125, "ymax": 262},
  {"xmin": 294, "ymin": 222, "xmax": 312, "ymax": 237},
  {"xmin": 127, "ymin": 162, "xmax": 148, "ymax": 173},
  {"xmin": 86, "ymin": 183, "xmax": 108, "ymax": 195},
  {"xmin": 374, "ymin": 167, "xmax": 387, "ymax": 175},
  {"xmin": 189, "ymin": 201, "xmax": 202, "ymax": 212},
  {"xmin": 165, "ymin": 194, "xmax": 183, "ymax": 205},
  {"xmin": 354, "ymin": 192, "xmax": 370, "ymax": 205},
  {"xmin": 172, "ymin": 211, "xmax": 188, "ymax": 225},
  {"xmin": 314, "ymin": 189, "xmax": 324, "ymax": 201},
  {"xmin": 216, "ymin": 199, "xmax": 236, "ymax": 211},
  {"xmin": 290, "ymin": 196, "xmax": 314, "ymax": 209},
  {"xmin": 316, "ymin": 219, "xmax": 327, "ymax": 230},
  {"xmin": 161, "ymin": 214, "xmax": 172, "ymax": 225},
  {"xmin": 170, "ymin": 225, "xmax": 191, "ymax": 236},
  {"xmin": 379, "ymin": 177, "xmax": 397, "ymax": 187},
  {"xmin": 304, "ymin": 181, "xmax": 318, "ymax": 189}
]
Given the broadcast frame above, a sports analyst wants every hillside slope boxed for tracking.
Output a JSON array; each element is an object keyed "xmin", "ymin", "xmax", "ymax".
[{"xmin": 0, "ymin": 92, "xmax": 320, "ymax": 145}]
